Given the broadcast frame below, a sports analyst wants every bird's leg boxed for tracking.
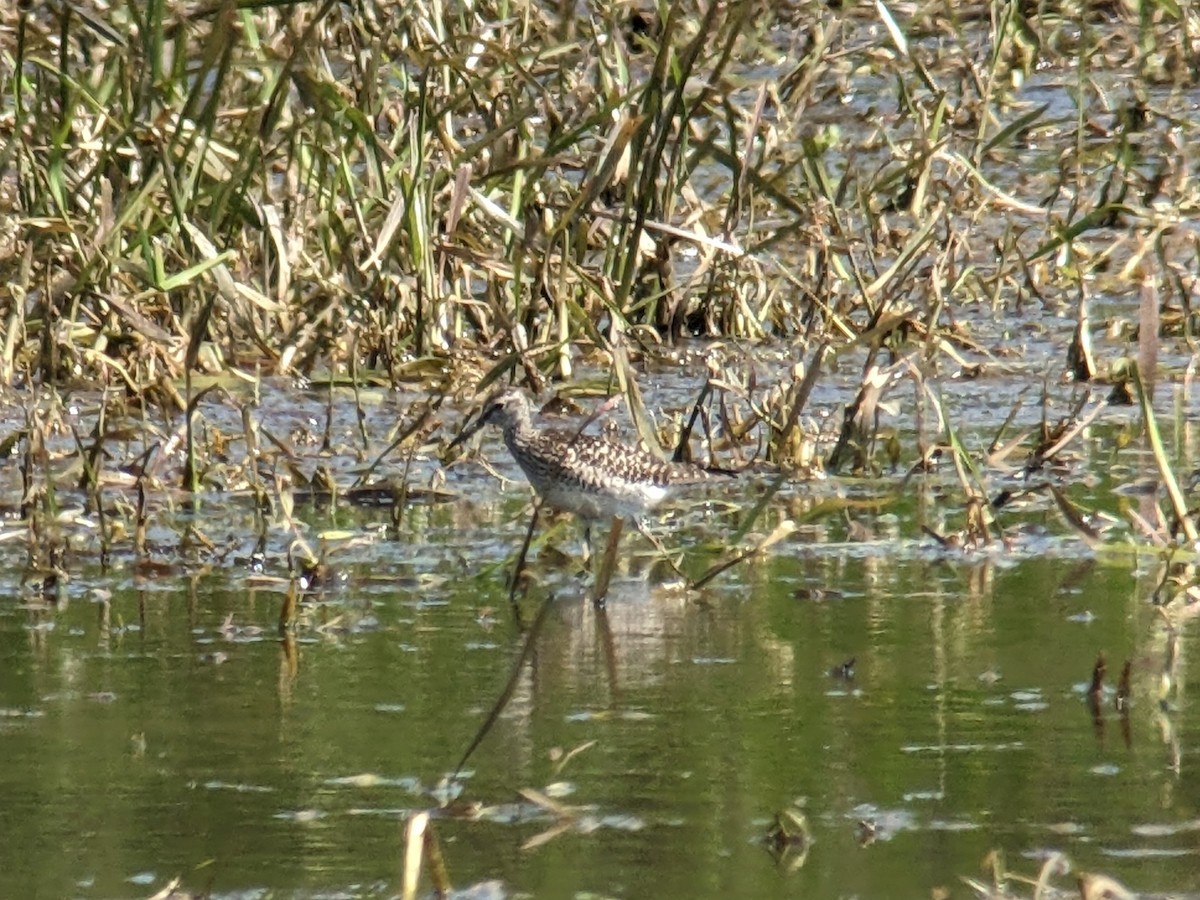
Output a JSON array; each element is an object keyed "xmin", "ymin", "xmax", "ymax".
[
  {"xmin": 634, "ymin": 517, "xmax": 689, "ymax": 581},
  {"xmin": 592, "ymin": 515, "xmax": 623, "ymax": 606},
  {"xmin": 509, "ymin": 501, "xmax": 543, "ymax": 607}
]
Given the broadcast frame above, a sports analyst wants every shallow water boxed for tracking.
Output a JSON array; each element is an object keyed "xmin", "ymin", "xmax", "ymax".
[{"xmin": 2, "ymin": 390, "xmax": 1199, "ymax": 899}]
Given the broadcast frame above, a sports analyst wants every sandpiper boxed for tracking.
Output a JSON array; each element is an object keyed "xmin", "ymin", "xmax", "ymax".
[{"xmin": 448, "ymin": 387, "xmax": 725, "ymax": 523}]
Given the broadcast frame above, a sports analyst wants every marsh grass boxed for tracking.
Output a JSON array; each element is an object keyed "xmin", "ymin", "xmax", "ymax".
[
  {"xmin": 3, "ymin": 1, "xmax": 1193, "ymax": 371},
  {"xmin": 2, "ymin": 0, "xmax": 1198, "ymax": 556},
  {"xmin": 2, "ymin": 0, "xmax": 1200, "ymax": 586}
]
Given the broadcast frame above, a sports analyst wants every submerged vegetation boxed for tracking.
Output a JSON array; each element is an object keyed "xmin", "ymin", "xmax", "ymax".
[{"xmin": 3, "ymin": 0, "xmax": 1200, "ymax": 896}]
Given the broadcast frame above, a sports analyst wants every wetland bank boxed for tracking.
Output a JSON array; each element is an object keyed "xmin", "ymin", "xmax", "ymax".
[{"xmin": 3, "ymin": 0, "xmax": 1200, "ymax": 897}]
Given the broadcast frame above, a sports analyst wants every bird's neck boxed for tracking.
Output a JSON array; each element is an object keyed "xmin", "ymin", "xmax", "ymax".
[{"xmin": 503, "ymin": 411, "xmax": 535, "ymax": 445}]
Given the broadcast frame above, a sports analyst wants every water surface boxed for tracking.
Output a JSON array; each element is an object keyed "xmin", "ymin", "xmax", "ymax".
[{"xmin": 2, "ymin": 413, "xmax": 1198, "ymax": 898}]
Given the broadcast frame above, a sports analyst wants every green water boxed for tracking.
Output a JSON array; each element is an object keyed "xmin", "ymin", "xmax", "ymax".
[{"xmin": 1, "ymin": 480, "xmax": 1197, "ymax": 898}]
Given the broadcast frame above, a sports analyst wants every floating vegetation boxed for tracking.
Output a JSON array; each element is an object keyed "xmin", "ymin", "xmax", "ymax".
[
  {"xmin": 764, "ymin": 806, "xmax": 812, "ymax": 871},
  {"xmin": 960, "ymin": 850, "xmax": 1135, "ymax": 900}
]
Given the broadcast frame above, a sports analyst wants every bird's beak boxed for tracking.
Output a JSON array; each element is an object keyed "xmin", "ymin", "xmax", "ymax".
[{"xmin": 447, "ymin": 407, "xmax": 490, "ymax": 452}]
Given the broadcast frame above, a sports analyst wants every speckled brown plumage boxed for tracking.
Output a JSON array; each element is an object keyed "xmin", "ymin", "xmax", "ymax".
[{"xmin": 452, "ymin": 388, "xmax": 723, "ymax": 521}]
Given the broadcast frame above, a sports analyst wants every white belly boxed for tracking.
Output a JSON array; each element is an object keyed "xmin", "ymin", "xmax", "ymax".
[{"xmin": 539, "ymin": 481, "xmax": 668, "ymax": 520}]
